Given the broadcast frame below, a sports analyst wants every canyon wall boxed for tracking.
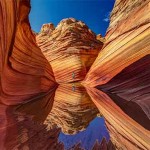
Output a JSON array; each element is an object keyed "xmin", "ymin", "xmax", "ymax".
[
  {"xmin": 0, "ymin": 0, "xmax": 150, "ymax": 149},
  {"xmin": 84, "ymin": 0, "xmax": 150, "ymax": 87},
  {"xmin": 0, "ymin": 0, "xmax": 56, "ymax": 105}
]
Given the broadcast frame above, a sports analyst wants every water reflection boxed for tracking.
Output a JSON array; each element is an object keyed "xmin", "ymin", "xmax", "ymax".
[
  {"xmin": 58, "ymin": 117, "xmax": 109, "ymax": 150},
  {"xmin": 0, "ymin": 82, "xmax": 150, "ymax": 149},
  {"xmin": 87, "ymin": 87, "xmax": 150, "ymax": 150},
  {"xmin": 0, "ymin": 104, "xmax": 63, "ymax": 150},
  {"xmin": 45, "ymin": 83, "xmax": 99, "ymax": 134}
]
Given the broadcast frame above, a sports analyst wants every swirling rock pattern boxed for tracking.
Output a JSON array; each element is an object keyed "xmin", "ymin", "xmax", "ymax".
[
  {"xmin": 0, "ymin": 0, "xmax": 150, "ymax": 149},
  {"xmin": 84, "ymin": 0, "xmax": 150, "ymax": 87},
  {"xmin": 36, "ymin": 18, "xmax": 103, "ymax": 83},
  {"xmin": 0, "ymin": 0, "xmax": 56, "ymax": 105},
  {"xmin": 15, "ymin": 86, "xmax": 57, "ymax": 123}
]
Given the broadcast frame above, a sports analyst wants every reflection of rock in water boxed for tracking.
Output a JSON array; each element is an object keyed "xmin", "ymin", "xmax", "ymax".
[
  {"xmin": 16, "ymin": 86, "xmax": 57, "ymax": 123},
  {"xmin": 99, "ymin": 55, "xmax": 150, "ymax": 130},
  {"xmin": 87, "ymin": 88, "xmax": 150, "ymax": 150},
  {"xmin": 0, "ymin": 104, "xmax": 63, "ymax": 150},
  {"xmin": 45, "ymin": 83, "xmax": 99, "ymax": 135}
]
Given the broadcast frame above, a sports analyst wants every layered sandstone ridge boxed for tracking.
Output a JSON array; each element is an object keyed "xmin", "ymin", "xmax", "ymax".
[
  {"xmin": 0, "ymin": 0, "xmax": 55, "ymax": 105},
  {"xmin": 84, "ymin": 0, "xmax": 150, "ymax": 86},
  {"xmin": 36, "ymin": 18, "xmax": 103, "ymax": 83}
]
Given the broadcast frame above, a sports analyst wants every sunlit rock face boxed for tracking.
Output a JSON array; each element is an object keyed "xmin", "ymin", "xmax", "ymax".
[
  {"xmin": 44, "ymin": 83, "xmax": 99, "ymax": 134},
  {"xmin": 0, "ymin": 104, "xmax": 63, "ymax": 150},
  {"xmin": 86, "ymin": 87, "xmax": 150, "ymax": 150},
  {"xmin": 98, "ymin": 55, "xmax": 150, "ymax": 130},
  {"xmin": 0, "ymin": 0, "xmax": 56, "ymax": 105},
  {"xmin": 84, "ymin": 0, "xmax": 150, "ymax": 86},
  {"xmin": 36, "ymin": 18, "xmax": 103, "ymax": 83}
]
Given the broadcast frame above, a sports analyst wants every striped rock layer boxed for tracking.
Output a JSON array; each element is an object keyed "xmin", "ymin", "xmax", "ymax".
[
  {"xmin": 84, "ymin": 0, "xmax": 150, "ymax": 87},
  {"xmin": 36, "ymin": 18, "xmax": 103, "ymax": 83},
  {"xmin": 0, "ymin": 0, "xmax": 56, "ymax": 105},
  {"xmin": 0, "ymin": 0, "xmax": 150, "ymax": 149}
]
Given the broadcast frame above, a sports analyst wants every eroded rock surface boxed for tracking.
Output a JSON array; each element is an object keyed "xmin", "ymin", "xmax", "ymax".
[
  {"xmin": 0, "ymin": 104, "xmax": 63, "ymax": 150},
  {"xmin": 0, "ymin": 0, "xmax": 56, "ymax": 105},
  {"xmin": 84, "ymin": 0, "xmax": 150, "ymax": 86},
  {"xmin": 0, "ymin": 0, "xmax": 150, "ymax": 149},
  {"xmin": 98, "ymin": 55, "xmax": 150, "ymax": 130},
  {"xmin": 36, "ymin": 18, "xmax": 103, "ymax": 83}
]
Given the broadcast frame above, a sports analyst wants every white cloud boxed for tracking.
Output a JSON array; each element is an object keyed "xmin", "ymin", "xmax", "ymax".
[
  {"xmin": 103, "ymin": 18, "xmax": 109, "ymax": 22},
  {"xmin": 103, "ymin": 11, "xmax": 111, "ymax": 22}
]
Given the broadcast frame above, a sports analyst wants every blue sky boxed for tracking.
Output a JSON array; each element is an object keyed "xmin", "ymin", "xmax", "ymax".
[{"xmin": 29, "ymin": 0, "xmax": 115, "ymax": 36}]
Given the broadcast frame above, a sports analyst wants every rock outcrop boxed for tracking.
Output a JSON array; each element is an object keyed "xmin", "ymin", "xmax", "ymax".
[
  {"xmin": 0, "ymin": 0, "xmax": 56, "ymax": 105},
  {"xmin": 36, "ymin": 18, "xmax": 103, "ymax": 83},
  {"xmin": 84, "ymin": 0, "xmax": 150, "ymax": 87},
  {"xmin": 44, "ymin": 83, "xmax": 99, "ymax": 134}
]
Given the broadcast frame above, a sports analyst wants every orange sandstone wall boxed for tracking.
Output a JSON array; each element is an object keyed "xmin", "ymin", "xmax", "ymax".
[
  {"xmin": 84, "ymin": 0, "xmax": 150, "ymax": 87},
  {"xmin": 0, "ymin": 0, "xmax": 56, "ymax": 105}
]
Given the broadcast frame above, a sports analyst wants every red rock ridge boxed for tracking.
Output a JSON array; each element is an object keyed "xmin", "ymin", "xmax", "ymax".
[
  {"xmin": 36, "ymin": 18, "xmax": 103, "ymax": 83},
  {"xmin": 84, "ymin": 0, "xmax": 150, "ymax": 87}
]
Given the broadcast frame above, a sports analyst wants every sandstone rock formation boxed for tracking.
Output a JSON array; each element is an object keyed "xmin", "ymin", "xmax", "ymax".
[
  {"xmin": 44, "ymin": 83, "xmax": 99, "ymax": 134},
  {"xmin": 0, "ymin": 0, "xmax": 56, "ymax": 105},
  {"xmin": 0, "ymin": 0, "xmax": 150, "ymax": 149},
  {"xmin": 86, "ymin": 87, "xmax": 150, "ymax": 150},
  {"xmin": 36, "ymin": 18, "xmax": 103, "ymax": 83},
  {"xmin": 84, "ymin": 0, "xmax": 150, "ymax": 87},
  {"xmin": 67, "ymin": 138, "xmax": 115, "ymax": 150}
]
